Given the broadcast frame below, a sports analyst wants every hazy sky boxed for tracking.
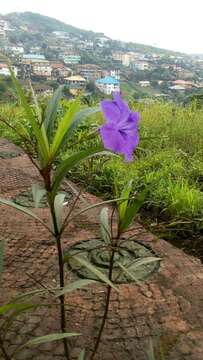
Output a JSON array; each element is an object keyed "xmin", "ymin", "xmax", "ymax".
[{"xmin": 1, "ymin": 0, "xmax": 203, "ymax": 54}]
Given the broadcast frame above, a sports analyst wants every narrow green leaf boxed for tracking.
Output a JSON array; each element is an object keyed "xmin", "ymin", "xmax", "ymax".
[
  {"xmin": 3, "ymin": 304, "xmax": 38, "ymax": 333},
  {"xmin": 0, "ymin": 240, "xmax": 4, "ymax": 274},
  {"xmin": 52, "ymin": 147, "xmax": 105, "ymax": 196},
  {"xmin": 119, "ymin": 180, "xmax": 133, "ymax": 221},
  {"xmin": 8, "ymin": 66, "xmax": 50, "ymax": 166},
  {"xmin": 22, "ymin": 332, "xmax": 80, "ymax": 347},
  {"xmin": 44, "ymin": 85, "xmax": 64, "ymax": 140},
  {"xmin": 8, "ymin": 66, "xmax": 36, "ymax": 126},
  {"xmin": 54, "ymin": 193, "xmax": 66, "ymax": 231},
  {"xmin": 72, "ymin": 256, "xmax": 119, "ymax": 292},
  {"xmin": 0, "ymin": 198, "xmax": 51, "ymax": 232},
  {"xmin": 32, "ymin": 183, "xmax": 46, "ymax": 208},
  {"xmin": 30, "ymin": 81, "xmax": 42, "ymax": 123},
  {"xmin": 127, "ymin": 257, "xmax": 161, "ymax": 271},
  {"xmin": 119, "ymin": 189, "xmax": 147, "ymax": 232},
  {"xmin": 146, "ymin": 339, "xmax": 156, "ymax": 360},
  {"xmin": 100, "ymin": 207, "xmax": 111, "ymax": 244},
  {"xmin": 50, "ymin": 100, "xmax": 80, "ymax": 159},
  {"xmin": 116, "ymin": 257, "xmax": 161, "ymax": 283},
  {"xmin": 14, "ymin": 288, "xmax": 59, "ymax": 300},
  {"xmin": 78, "ymin": 349, "xmax": 86, "ymax": 360},
  {"xmin": 116, "ymin": 262, "xmax": 141, "ymax": 283},
  {"xmin": 61, "ymin": 107, "xmax": 100, "ymax": 146},
  {"xmin": 0, "ymin": 302, "xmax": 33, "ymax": 316},
  {"xmin": 56, "ymin": 279, "xmax": 96, "ymax": 297}
]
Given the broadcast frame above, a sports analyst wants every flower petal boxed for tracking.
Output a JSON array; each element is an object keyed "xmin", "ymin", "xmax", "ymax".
[
  {"xmin": 119, "ymin": 129, "xmax": 139, "ymax": 161},
  {"xmin": 129, "ymin": 111, "xmax": 140, "ymax": 125},
  {"xmin": 100, "ymin": 100, "xmax": 120, "ymax": 123},
  {"xmin": 119, "ymin": 111, "xmax": 140, "ymax": 131},
  {"xmin": 99, "ymin": 124, "xmax": 122, "ymax": 153},
  {"xmin": 99, "ymin": 93, "xmax": 140, "ymax": 161},
  {"xmin": 99, "ymin": 124, "xmax": 139, "ymax": 161},
  {"xmin": 112, "ymin": 92, "xmax": 130, "ymax": 122}
]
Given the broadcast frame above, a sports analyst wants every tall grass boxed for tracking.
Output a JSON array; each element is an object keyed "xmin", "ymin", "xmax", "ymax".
[{"xmin": 67, "ymin": 100, "xmax": 203, "ymax": 224}]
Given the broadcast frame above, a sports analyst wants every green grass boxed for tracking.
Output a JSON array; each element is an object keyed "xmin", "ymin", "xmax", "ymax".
[{"xmin": 62, "ymin": 100, "xmax": 203, "ymax": 227}]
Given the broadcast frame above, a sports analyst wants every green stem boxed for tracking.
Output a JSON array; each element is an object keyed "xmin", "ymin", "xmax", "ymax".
[
  {"xmin": 49, "ymin": 196, "xmax": 70, "ymax": 360},
  {"xmin": 90, "ymin": 244, "xmax": 116, "ymax": 360}
]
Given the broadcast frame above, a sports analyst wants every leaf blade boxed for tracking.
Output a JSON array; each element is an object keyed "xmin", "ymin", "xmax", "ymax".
[
  {"xmin": 32, "ymin": 183, "xmax": 46, "ymax": 208},
  {"xmin": 119, "ymin": 189, "xmax": 147, "ymax": 232},
  {"xmin": 0, "ymin": 198, "xmax": 51, "ymax": 231},
  {"xmin": 22, "ymin": 332, "xmax": 80, "ymax": 347},
  {"xmin": 72, "ymin": 256, "xmax": 119, "ymax": 292},
  {"xmin": 54, "ymin": 193, "xmax": 66, "ymax": 231},
  {"xmin": 44, "ymin": 85, "xmax": 64, "ymax": 140},
  {"xmin": 56, "ymin": 279, "xmax": 96, "ymax": 297},
  {"xmin": 52, "ymin": 147, "xmax": 106, "ymax": 196},
  {"xmin": 100, "ymin": 207, "xmax": 111, "ymax": 244},
  {"xmin": 78, "ymin": 349, "xmax": 86, "ymax": 360},
  {"xmin": 50, "ymin": 100, "xmax": 80, "ymax": 159}
]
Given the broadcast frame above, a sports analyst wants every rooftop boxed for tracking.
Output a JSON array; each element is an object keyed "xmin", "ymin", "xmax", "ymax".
[
  {"xmin": 96, "ymin": 76, "xmax": 120, "ymax": 85},
  {"xmin": 66, "ymin": 75, "xmax": 86, "ymax": 81},
  {"xmin": 23, "ymin": 54, "xmax": 45, "ymax": 60}
]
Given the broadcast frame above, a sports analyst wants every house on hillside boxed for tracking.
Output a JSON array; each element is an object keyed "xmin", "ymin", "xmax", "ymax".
[
  {"xmin": 63, "ymin": 54, "xmax": 81, "ymax": 65},
  {"xmin": 23, "ymin": 54, "xmax": 46, "ymax": 62},
  {"xmin": 32, "ymin": 84, "xmax": 54, "ymax": 97},
  {"xmin": 51, "ymin": 62, "xmax": 72, "ymax": 80},
  {"xmin": 76, "ymin": 64, "xmax": 102, "ymax": 81},
  {"xmin": 131, "ymin": 60, "xmax": 152, "ymax": 71},
  {"xmin": 32, "ymin": 62, "xmax": 52, "ymax": 79},
  {"xmin": 102, "ymin": 69, "xmax": 121, "ymax": 80},
  {"xmin": 65, "ymin": 75, "xmax": 86, "ymax": 95},
  {"xmin": 95, "ymin": 76, "xmax": 120, "ymax": 94},
  {"xmin": 139, "ymin": 81, "xmax": 151, "ymax": 87},
  {"xmin": 172, "ymin": 80, "xmax": 198, "ymax": 89},
  {"xmin": 21, "ymin": 55, "xmax": 52, "ymax": 79}
]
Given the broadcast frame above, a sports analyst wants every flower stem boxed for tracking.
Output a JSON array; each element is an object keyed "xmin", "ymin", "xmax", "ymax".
[
  {"xmin": 90, "ymin": 245, "xmax": 116, "ymax": 360},
  {"xmin": 49, "ymin": 198, "xmax": 70, "ymax": 360}
]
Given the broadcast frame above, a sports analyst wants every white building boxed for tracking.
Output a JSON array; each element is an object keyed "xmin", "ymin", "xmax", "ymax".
[
  {"xmin": 10, "ymin": 46, "xmax": 24, "ymax": 55},
  {"xmin": 23, "ymin": 54, "xmax": 46, "ymax": 62},
  {"xmin": 95, "ymin": 76, "xmax": 120, "ymax": 95},
  {"xmin": 0, "ymin": 63, "xmax": 18, "ymax": 77},
  {"xmin": 32, "ymin": 62, "xmax": 52, "ymax": 78},
  {"xmin": 139, "ymin": 81, "xmax": 150, "ymax": 87}
]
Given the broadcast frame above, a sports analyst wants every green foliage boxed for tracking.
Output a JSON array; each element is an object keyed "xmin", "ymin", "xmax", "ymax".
[
  {"xmin": 64, "ymin": 100, "xmax": 203, "ymax": 227},
  {"xmin": 44, "ymin": 85, "xmax": 64, "ymax": 140},
  {"xmin": 0, "ymin": 74, "xmax": 122, "ymax": 359},
  {"xmin": 119, "ymin": 187, "xmax": 147, "ymax": 233},
  {"xmin": 21, "ymin": 332, "xmax": 80, "ymax": 348},
  {"xmin": 67, "ymin": 255, "xmax": 119, "ymax": 291}
]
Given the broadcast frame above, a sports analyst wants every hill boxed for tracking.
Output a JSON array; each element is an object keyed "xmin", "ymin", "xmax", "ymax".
[
  {"xmin": 2, "ymin": 11, "xmax": 182, "ymax": 55},
  {"xmin": 4, "ymin": 12, "xmax": 93, "ymax": 38}
]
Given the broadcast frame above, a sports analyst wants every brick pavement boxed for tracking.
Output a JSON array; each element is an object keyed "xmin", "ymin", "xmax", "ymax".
[{"xmin": 0, "ymin": 139, "xmax": 203, "ymax": 360}]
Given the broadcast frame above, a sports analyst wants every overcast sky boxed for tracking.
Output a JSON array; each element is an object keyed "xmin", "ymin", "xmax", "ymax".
[{"xmin": 1, "ymin": 0, "xmax": 203, "ymax": 54}]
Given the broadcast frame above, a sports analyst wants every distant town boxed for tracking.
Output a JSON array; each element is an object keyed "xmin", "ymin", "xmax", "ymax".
[{"xmin": 0, "ymin": 12, "xmax": 203, "ymax": 102}]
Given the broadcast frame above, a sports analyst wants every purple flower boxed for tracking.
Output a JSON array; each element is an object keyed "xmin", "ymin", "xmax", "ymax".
[{"xmin": 99, "ymin": 92, "xmax": 140, "ymax": 161}]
